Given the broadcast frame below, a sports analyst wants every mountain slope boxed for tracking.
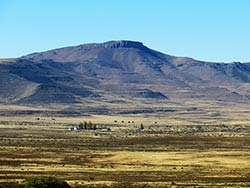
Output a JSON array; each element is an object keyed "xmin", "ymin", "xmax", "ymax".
[{"xmin": 1, "ymin": 40, "xmax": 250, "ymax": 108}]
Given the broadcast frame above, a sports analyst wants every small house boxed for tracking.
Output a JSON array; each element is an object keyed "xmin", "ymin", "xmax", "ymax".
[{"xmin": 74, "ymin": 126, "xmax": 80, "ymax": 131}]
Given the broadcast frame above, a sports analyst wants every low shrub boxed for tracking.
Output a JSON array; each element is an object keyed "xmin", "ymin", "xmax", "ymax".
[{"xmin": 24, "ymin": 176, "xmax": 70, "ymax": 188}]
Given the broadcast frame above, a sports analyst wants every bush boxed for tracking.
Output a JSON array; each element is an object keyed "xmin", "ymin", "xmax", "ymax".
[{"xmin": 24, "ymin": 176, "xmax": 70, "ymax": 188}]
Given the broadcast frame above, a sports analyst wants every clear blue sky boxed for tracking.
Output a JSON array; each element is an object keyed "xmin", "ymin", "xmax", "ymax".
[{"xmin": 1, "ymin": 0, "xmax": 250, "ymax": 62}]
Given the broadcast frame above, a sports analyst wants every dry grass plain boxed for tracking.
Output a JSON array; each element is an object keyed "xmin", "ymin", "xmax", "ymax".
[{"xmin": 0, "ymin": 102, "xmax": 250, "ymax": 187}]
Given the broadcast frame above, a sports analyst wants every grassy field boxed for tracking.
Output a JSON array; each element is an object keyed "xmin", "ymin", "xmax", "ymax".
[{"xmin": 0, "ymin": 102, "xmax": 250, "ymax": 187}]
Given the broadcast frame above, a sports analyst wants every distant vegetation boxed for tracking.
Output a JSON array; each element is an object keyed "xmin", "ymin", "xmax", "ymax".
[
  {"xmin": 24, "ymin": 176, "xmax": 70, "ymax": 188},
  {"xmin": 0, "ymin": 178, "xmax": 154, "ymax": 188},
  {"xmin": 79, "ymin": 121, "xmax": 95, "ymax": 130}
]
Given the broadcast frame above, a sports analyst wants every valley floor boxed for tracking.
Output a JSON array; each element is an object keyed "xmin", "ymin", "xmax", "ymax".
[{"xmin": 0, "ymin": 112, "xmax": 250, "ymax": 187}]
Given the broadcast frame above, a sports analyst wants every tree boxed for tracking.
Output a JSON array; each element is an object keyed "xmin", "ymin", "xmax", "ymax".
[
  {"xmin": 140, "ymin": 123, "xmax": 144, "ymax": 130},
  {"xmin": 24, "ymin": 176, "xmax": 70, "ymax": 188},
  {"xmin": 78, "ymin": 122, "xmax": 84, "ymax": 129},
  {"xmin": 88, "ymin": 121, "xmax": 93, "ymax": 129},
  {"xmin": 84, "ymin": 121, "xmax": 88, "ymax": 129}
]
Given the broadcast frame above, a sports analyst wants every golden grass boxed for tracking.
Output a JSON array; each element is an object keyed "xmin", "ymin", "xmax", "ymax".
[
  {"xmin": 0, "ymin": 100, "xmax": 250, "ymax": 187},
  {"xmin": 0, "ymin": 118, "xmax": 249, "ymax": 187}
]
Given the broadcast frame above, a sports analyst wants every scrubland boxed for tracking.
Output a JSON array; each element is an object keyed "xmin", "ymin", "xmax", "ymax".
[{"xmin": 0, "ymin": 102, "xmax": 250, "ymax": 187}]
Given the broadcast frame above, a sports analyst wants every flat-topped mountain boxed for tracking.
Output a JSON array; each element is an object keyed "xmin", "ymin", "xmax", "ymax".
[{"xmin": 1, "ymin": 40, "xmax": 250, "ymax": 111}]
